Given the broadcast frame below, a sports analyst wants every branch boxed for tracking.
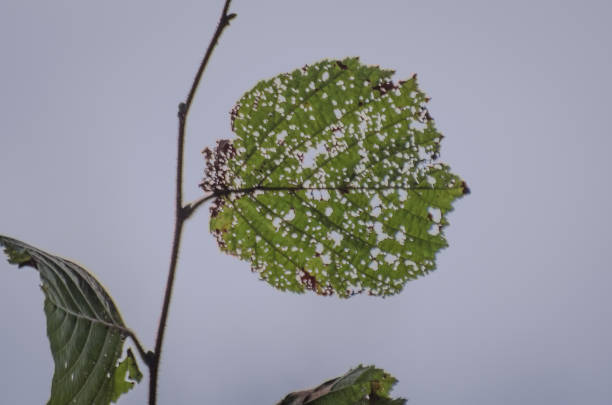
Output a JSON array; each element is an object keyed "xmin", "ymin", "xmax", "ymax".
[
  {"xmin": 149, "ymin": 2, "xmax": 235, "ymax": 404},
  {"xmin": 184, "ymin": 6, "xmax": 237, "ymax": 114}
]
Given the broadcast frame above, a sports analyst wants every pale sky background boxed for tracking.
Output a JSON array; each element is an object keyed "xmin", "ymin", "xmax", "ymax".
[{"xmin": 1, "ymin": 1, "xmax": 611, "ymax": 404}]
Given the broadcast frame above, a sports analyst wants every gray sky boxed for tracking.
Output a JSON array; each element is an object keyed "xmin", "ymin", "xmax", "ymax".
[{"xmin": 1, "ymin": 1, "xmax": 611, "ymax": 404}]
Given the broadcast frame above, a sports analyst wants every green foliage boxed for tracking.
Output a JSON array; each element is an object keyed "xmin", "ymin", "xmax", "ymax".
[
  {"xmin": 0, "ymin": 236, "xmax": 141, "ymax": 405},
  {"xmin": 276, "ymin": 365, "xmax": 406, "ymax": 405},
  {"xmin": 1, "ymin": 55, "xmax": 469, "ymax": 402},
  {"xmin": 111, "ymin": 349, "xmax": 143, "ymax": 403},
  {"xmin": 204, "ymin": 57, "xmax": 468, "ymax": 297},
  {"xmin": 1, "ymin": 1, "xmax": 472, "ymax": 403}
]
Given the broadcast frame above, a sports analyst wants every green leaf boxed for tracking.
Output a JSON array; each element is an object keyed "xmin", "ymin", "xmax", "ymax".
[
  {"xmin": 203, "ymin": 57, "xmax": 468, "ymax": 297},
  {"xmin": 276, "ymin": 365, "xmax": 406, "ymax": 405},
  {"xmin": 0, "ymin": 235, "xmax": 142, "ymax": 405},
  {"xmin": 110, "ymin": 349, "xmax": 143, "ymax": 403}
]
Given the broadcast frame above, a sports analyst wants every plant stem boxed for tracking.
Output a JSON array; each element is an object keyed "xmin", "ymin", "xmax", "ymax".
[{"xmin": 148, "ymin": 2, "xmax": 235, "ymax": 404}]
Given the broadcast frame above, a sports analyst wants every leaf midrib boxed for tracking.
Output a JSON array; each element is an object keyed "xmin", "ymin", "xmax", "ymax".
[{"xmin": 45, "ymin": 293, "xmax": 130, "ymax": 335}]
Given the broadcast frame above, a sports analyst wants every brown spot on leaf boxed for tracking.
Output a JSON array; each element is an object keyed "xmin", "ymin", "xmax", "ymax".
[
  {"xmin": 299, "ymin": 269, "xmax": 332, "ymax": 296},
  {"xmin": 338, "ymin": 185, "xmax": 350, "ymax": 194},
  {"xmin": 230, "ymin": 104, "xmax": 240, "ymax": 131},
  {"xmin": 200, "ymin": 139, "xmax": 237, "ymax": 217},
  {"xmin": 372, "ymin": 81, "xmax": 397, "ymax": 94},
  {"xmin": 329, "ymin": 124, "xmax": 344, "ymax": 133},
  {"xmin": 212, "ymin": 229, "xmax": 227, "ymax": 250},
  {"xmin": 299, "ymin": 269, "xmax": 318, "ymax": 292}
]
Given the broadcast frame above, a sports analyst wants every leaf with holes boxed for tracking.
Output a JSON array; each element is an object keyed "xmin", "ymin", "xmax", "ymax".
[
  {"xmin": 203, "ymin": 57, "xmax": 468, "ymax": 297},
  {"xmin": 276, "ymin": 365, "xmax": 406, "ymax": 405},
  {"xmin": 0, "ymin": 235, "xmax": 142, "ymax": 405}
]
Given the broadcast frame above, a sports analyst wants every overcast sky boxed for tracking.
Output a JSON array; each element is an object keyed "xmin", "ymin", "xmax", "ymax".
[{"xmin": 1, "ymin": 1, "xmax": 611, "ymax": 404}]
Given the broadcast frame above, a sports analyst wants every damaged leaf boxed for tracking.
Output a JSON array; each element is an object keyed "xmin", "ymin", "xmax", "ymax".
[
  {"xmin": 276, "ymin": 365, "xmax": 406, "ymax": 405},
  {"xmin": 0, "ymin": 235, "xmax": 142, "ymax": 405},
  {"xmin": 110, "ymin": 349, "xmax": 143, "ymax": 403},
  {"xmin": 203, "ymin": 57, "xmax": 468, "ymax": 297}
]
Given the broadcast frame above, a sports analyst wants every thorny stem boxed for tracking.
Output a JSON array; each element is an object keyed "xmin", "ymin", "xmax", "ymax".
[{"xmin": 148, "ymin": 2, "xmax": 235, "ymax": 404}]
